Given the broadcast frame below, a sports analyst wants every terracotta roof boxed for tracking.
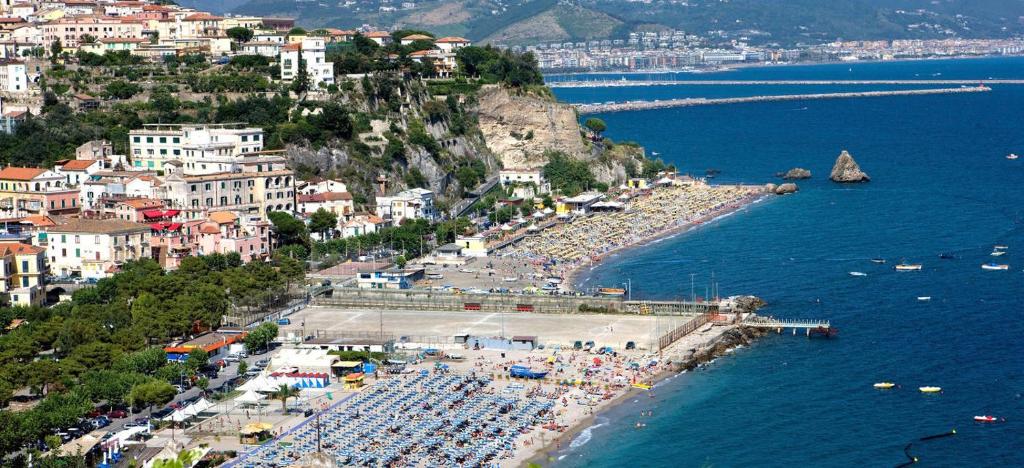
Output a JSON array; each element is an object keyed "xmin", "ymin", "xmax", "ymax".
[
  {"xmin": 298, "ymin": 192, "xmax": 353, "ymax": 203},
  {"xmin": 199, "ymin": 223, "xmax": 220, "ymax": 234},
  {"xmin": 0, "ymin": 241, "xmax": 44, "ymax": 255},
  {"xmin": 0, "ymin": 17, "xmax": 26, "ymax": 23},
  {"xmin": 118, "ymin": 198, "xmax": 163, "ymax": 209},
  {"xmin": 0, "ymin": 166, "xmax": 46, "ymax": 181},
  {"xmin": 436, "ymin": 36, "xmax": 470, "ymax": 43},
  {"xmin": 21, "ymin": 215, "xmax": 56, "ymax": 227},
  {"xmin": 184, "ymin": 13, "xmax": 222, "ymax": 21},
  {"xmin": 364, "ymin": 31, "xmax": 390, "ymax": 38},
  {"xmin": 60, "ymin": 159, "xmax": 99, "ymax": 171},
  {"xmin": 208, "ymin": 211, "xmax": 237, "ymax": 224},
  {"xmin": 281, "ymin": 43, "xmax": 300, "ymax": 51},
  {"xmin": 49, "ymin": 218, "xmax": 150, "ymax": 234},
  {"xmin": 402, "ymin": 34, "xmax": 432, "ymax": 41},
  {"xmin": 327, "ymin": 29, "xmax": 355, "ymax": 36}
]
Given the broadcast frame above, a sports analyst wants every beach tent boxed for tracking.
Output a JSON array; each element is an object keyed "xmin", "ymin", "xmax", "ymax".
[
  {"xmin": 165, "ymin": 409, "xmax": 190, "ymax": 422},
  {"xmin": 237, "ymin": 390, "xmax": 266, "ymax": 404},
  {"xmin": 238, "ymin": 376, "xmax": 278, "ymax": 392}
]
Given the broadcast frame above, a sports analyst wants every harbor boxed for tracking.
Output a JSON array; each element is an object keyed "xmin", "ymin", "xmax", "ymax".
[{"xmin": 575, "ymin": 86, "xmax": 991, "ymax": 114}]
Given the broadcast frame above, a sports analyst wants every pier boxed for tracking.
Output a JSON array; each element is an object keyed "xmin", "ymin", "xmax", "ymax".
[
  {"xmin": 549, "ymin": 79, "xmax": 1024, "ymax": 88},
  {"xmin": 575, "ymin": 86, "xmax": 991, "ymax": 114},
  {"xmin": 743, "ymin": 316, "xmax": 836, "ymax": 337}
]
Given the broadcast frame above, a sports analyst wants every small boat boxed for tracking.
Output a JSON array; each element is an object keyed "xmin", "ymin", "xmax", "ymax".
[
  {"xmin": 994, "ymin": 245, "xmax": 1008, "ymax": 250},
  {"xmin": 973, "ymin": 415, "xmax": 1001, "ymax": 423},
  {"xmin": 917, "ymin": 296, "xmax": 931, "ymax": 301},
  {"xmin": 873, "ymin": 382, "xmax": 896, "ymax": 389},
  {"xmin": 870, "ymin": 258, "xmax": 886, "ymax": 264},
  {"xmin": 849, "ymin": 271, "xmax": 867, "ymax": 277},
  {"xmin": 981, "ymin": 263, "xmax": 1009, "ymax": 271},
  {"xmin": 919, "ymin": 386, "xmax": 942, "ymax": 393},
  {"xmin": 1007, "ymin": 153, "xmax": 1019, "ymax": 160},
  {"xmin": 632, "ymin": 383, "xmax": 652, "ymax": 390},
  {"xmin": 894, "ymin": 263, "xmax": 923, "ymax": 271},
  {"xmin": 990, "ymin": 251, "xmax": 1006, "ymax": 257},
  {"xmin": 597, "ymin": 287, "xmax": 626, "ymax": 296}
]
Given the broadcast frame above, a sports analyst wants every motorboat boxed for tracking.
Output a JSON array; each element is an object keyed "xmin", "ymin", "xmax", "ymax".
[
  {"xmin": 870, "ymin": 258, "xmax": 886, "ymax": 264},
  {"xmin": 981, "ymin": 263, "xmax": 1009, "ymax": 271},
  {"xmin": 917, "ymin": 296, "xmax": 932, "ymax": 301},
  {"xmin": 919, "ymin": 386, "xmax": 942, "ymax": 393},
  {"xmin": 1007, "ymin": 153, "xmax": 1019, "ymax": 160},
  {"xmin": 632, "ymin": 383, "xmax": 652, "ymax": 390},
  {"xmin": 873, "ymin": 382, "xmax": 896, "ymax": 389},
  {"xmin": 993, "ymin": 245, "xmax": 1008, "ymax": 250},
  {"xmin": 990, "ymin": 251, "xmax": 1006, "ymax": 257},
  {"xmin": 598, "ymin": 287, "xmax": 626, "ymax": 296},
  {"xmin": 894, "ymin": 263, "xmax": 923, "ymax": 271},
  {"xmin": 849, "ymin": 271, "xmax": 867, "ymax": 277},
  {"xmin": 973, "ymin": 415, "xmax": 1001, "ymax": 422}
]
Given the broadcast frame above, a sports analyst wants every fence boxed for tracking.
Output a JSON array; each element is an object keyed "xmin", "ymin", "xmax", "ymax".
[
  {"xmin": 657, "ymin": 313, "xmax": 712, "ymax": 350},
  {"xmin": 313, "ymin": 287, "xmax": 718, "ymax": 316}
]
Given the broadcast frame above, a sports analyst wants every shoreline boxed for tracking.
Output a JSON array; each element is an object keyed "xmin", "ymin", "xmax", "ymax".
[
  {"xmin": 520, "ymin": 324, "xmax": 768, "ymax": 467},
  {"xmin": 562, "ymin": 191, "xmax": 768, "ymax": 292},
  {"xmin": 543, "ymin": 53, "xmax": 1021, "ymax": 78}
]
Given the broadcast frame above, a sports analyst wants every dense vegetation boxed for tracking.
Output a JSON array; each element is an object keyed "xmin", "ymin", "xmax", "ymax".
[{"xmin": 0, "ymin": 254, "xmax": 303, "ymax": 456}]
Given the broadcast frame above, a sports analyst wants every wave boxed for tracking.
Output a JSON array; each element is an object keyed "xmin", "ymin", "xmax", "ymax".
[{"xmin": 569, "ymin": 417, "xmax": 609, "ymax": 449}]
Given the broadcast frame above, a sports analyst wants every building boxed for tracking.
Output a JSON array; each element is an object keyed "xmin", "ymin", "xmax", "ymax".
[
  {"xmin": 297, "ymin": 178, "xmax": 347, "ymax": 195},
  {"xmin": 279, "ymin": 38, "xmax": 334, "ymax": 88},
  {"xmin": 433, "ymin": 37, "xmax": 471, "ymax": 53},
  {"xmin": 455, "ymin": 234, "xmax": 488, "ymax": 257},
  {"xmin": 41, "ymin": 16, "xmax": 143, "ymax": 48},
  {"xmin": 499, "ymin": 167, "xmax": 549, "ymax": 198},
  {"xmin": 195, "ymin": 211, "xmax": 272, "ymax": 263},
  {"xmin": 341, "ymin": 213, "xmax": 386, "ymax": 238},
  {"xmin": 164, "ymin": 331, "xmax": 245, "ymax": 361},
  {"xmin": 128, "ymin": 123, "xmax": 264, "ymax": 173},
  {"xmin": 0, "ymin": 59, "xmax": 27, "ymax": 93},
  {"xmin": 374, "ymin": 188, "xmax": 437, "ymax": 224},
  {"xmin": 54, "ymin": 159, "xmax": 103, "ymax": 186},
  {"xmin": 363, "ymin": 31, "xmax": 392, "ymax": 46},
  {"xmin": 157, "ymin": 161, "xmax": 295, "ymax": 220},
  {"xmin": 46, "ymin": 218, "xmax": 151, "ymax": 278},
  {"xmin": 75, "ymin": 140, "xmax": 114, "ymax": 161},
  {"xmin": 297, "ymin": 191, "xmax": 353, "ymax": 219},
  {"xmin": 0, "ymin": 241, "xmax": 46, "ymax": 306},
  {"xmin": 0, "ymin": 166, "xmax": 81, "ymax": 218},
  {"xmin": 355, "ymin": 267, "xmax": 420, "ymax": 289}
]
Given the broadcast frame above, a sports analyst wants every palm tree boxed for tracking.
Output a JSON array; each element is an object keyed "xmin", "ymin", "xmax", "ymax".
[{"xmin": 270, "ymin": 384, "xmax": 300, "ymax": 413}]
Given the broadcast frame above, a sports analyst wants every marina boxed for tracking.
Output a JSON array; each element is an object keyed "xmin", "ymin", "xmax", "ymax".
[{"xmin": 575, "ymin": 86, "xmax": 992, "ymax": 114}]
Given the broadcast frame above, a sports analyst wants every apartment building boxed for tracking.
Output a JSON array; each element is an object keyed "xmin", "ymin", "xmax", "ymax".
[
  {"xmin": 158, "ymin": 161, "xmax": 295, "ymax": 220},
  {"xmin": 0, "ymin": 166, "xmax": 81, "ymax": 218},
  {"xmin": 0, "ymin": 59, "xmax": 27, "ymax": 93},
  {"xmin": 128, "ymin": 123, "xmax": 263, "ymax": 173},
  {"xmin": 41, "ymin": 16, "xmax": 143, "ymax": 48},
  {"xmin": 280, "ymin": 38, "xmax": 334, "ymax": 88},
  {"xmin": 374, "ymin": 188, "xmax": 437, "ymax": 224},
  {"xmin": 0, "ymin": 241, "xmax": 46, "ymax": 306},
  {"xmin": 47, "ymin": 218, "xmax": 151, "ymax": 279}
]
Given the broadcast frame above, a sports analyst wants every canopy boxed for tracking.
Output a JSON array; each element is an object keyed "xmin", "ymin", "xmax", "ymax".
[
  {"xmin": 332, "ymin": 361, "xmax": 363, "ymax": 368},
  {"xmin": 57, "ymin": 433, "xmax": 101, "ymax": 456},
  {"xmin": 240, "ymin": 422, "xmax": 273, "ymax": 435},
  {"xmin": 142, "ymin": 209, "xmax": 164, "ymax": 219},
  {"xmin": 165, "ymin": 409, "xmax": 190, "ymax": 422},
  {"xmin": 238, "ymin": 376, "xmax": 279, "ymax": 392},
  {"xmin": 236, "ymin": 390, "xmax": 266, "ymax": 404},
  {"xmin": 343, "ymin": 372, "xmax": 365, "ymax": 382}
]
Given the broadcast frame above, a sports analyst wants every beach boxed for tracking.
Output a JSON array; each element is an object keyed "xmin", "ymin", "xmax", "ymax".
[{"xmin": 495, "ymin": 181, "xmax": 765, "ymax": 292}]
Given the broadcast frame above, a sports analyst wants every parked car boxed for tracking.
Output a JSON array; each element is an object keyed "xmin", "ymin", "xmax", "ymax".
[
  {"xmin": 255, "ymin": 359, "xmax": 270, "ymax": 367},
  {"xmin": 152, "ymin": 408, "xmax": 174, "ymax": 419},
  {"xmin": 91, "ymin": 416, "xmax": 111, "ymax": 429},
  {"xmin": 224, "ymin": 355, "xmax": 240, "ymax": 363}
]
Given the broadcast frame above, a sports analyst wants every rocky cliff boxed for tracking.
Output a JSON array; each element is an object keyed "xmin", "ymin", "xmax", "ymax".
[
  {"xmin": 475, "ymin": 85, "xmax": 587, "ymax": 168},
  {"xmin": 830, "ymin": 150, "xmax": 870, "ymax": 183}
]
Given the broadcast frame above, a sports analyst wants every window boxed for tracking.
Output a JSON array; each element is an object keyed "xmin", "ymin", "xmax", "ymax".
[
  {"xmin": 21, "ymin": 277, "xmax": 28, "ymax": 287},
  {"xmin": 146, "ymin": 137, "xmax": 153, "ymax": 143},
  {"xmin": 159, "ymin": 149, "xmax": 167, "ymax": 155},
  {"xmin": 190, "ymin": 184, "xmax": 197, "ymax": 192},
  {"xmin": 21, "ymin": 260, "xmax": 27, "ymax": 271},
  {"xmin": 133, "ymin": 136, "xmax": 140, "ymax": 143},
  {"xmin": 220, "ymin": 196, "xmax": 227, "ymax": 205},
  {"xmin": 173, "ymin": 149, "xmax": 180, "ymax": 155},
  {"xmin": 159, "ymin": 137, "xmax": 166, "ymax": 143},
  {"xmin": 148, "ymin": 161, "xmax": 154, "ymax": 168},
  {"xmin": 204, "ymin": 183, "xmax": 211, "ymax": 190},
  {"xmin": 173, "ymin": 137, "xmax": 180, "ymax": 144},
  {"xmin": 75, "ymin": 248, "xmax": 80, "ymax": 257},
  {"xmin": 241, "ymin": 135, "xmax": 248, "ymax": 142},
  {"xmin": 254, "ymin": 134, "xmax": 261, "ymax": 141}
]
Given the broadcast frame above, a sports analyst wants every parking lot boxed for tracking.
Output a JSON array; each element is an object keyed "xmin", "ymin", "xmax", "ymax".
[{"xmin": 285, "ymin": 305, "xmax": 700, "ymax": 351}]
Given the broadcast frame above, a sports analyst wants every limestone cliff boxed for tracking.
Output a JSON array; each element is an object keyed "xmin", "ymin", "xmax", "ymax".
[
  {"xmin": 830, "ymin": 150, "xmax": 870, "ymax": 183},
  {"xmin": 475, "ymin": 85, "xmax": 587, "ymax": 168}
]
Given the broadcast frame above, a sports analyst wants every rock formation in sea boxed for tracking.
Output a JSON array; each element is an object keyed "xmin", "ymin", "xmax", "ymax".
[
  {"xmin": 829, "ymin": 150, "xmax": 870, "ymax": 182},
  {"xmin": 782, "ymin": 168, "xmax": 812, "ymax": 179},
  {"xmin": 775, "ymin": 183, "xmax": 798, "ymax": 194}
]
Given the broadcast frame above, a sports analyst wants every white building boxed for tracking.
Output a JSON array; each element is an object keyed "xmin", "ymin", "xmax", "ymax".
[
  {"xmin": 128, "ymin": 123, "xmax": 264, "ymax": 173},
  {"xmin": 374, "ymin": 188, "xmax": 437, "ymax": 225},
  {"xmin": 279, "ymin": 38, "xmax": 334, "ymax": 88},
  {"xmin": 499, "ymin": 167, "xmax": 549, "ymax": 198},
  {"xmin": 46, "ymin": 218, "xmax": 152, "ymax": 279},
  {"xmin": 0, "ymin": 59, "xmax": 27, "ymax": 93}
]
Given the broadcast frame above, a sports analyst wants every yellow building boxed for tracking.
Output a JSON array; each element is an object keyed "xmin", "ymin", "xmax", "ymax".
[
  {"xmin": 0, "ymin": 242, "xmax": 47, "ymax": 307},
  {"xmin": 626, "ymin": 178, "xmax": 649, "ymax": 189},
  {"xmin": 456, "ymin": 235, "xmax": 488, "ymax": 257}
]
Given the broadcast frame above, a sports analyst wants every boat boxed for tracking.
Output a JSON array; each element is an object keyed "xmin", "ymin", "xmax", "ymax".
[
  {"xmin": 973, "ymin": 415, "xmax": 1001, "ymax": 423},
  {"xmin": 917, "ymin": 296, "xmax": 931, "ymax": 301},
  {"xmin": 849, "ymin": 271, "xmax": 867, "ymax": 277},
  {"xmin": 873, "ymin": 382, "xmax": 896, "ymax": 389},
  {"xmin": 990, "ymin": 251, "xmax": 1006, "ymax": 257},
  {"xmin": 1007, "ymin": 153, "xmax": 1019, "ymax": 160},
  {"xmin": 632, "ymin": 383, "xmax": 652, "ymax": 390},
  {"xmin": 994, "ymin": 245, "xmax": 1008, "ymax": 250},
  {"xmin": 597, "ymin": 287, "xmax": 626, "ymax": 296},
  {"xmin": 870, "ymin": 258, "xmax": 886, "ymax": 264},
  {"xmin": 919, "ymin": 386, "xmax": 942, "ymax": 393},
  {"xmin": 894, "ymin": 263, "xmax": 923, "ymax": 271},
  {"xmin": 981, "ymin": 263, "xmax": 1009, "ymax": 271}
]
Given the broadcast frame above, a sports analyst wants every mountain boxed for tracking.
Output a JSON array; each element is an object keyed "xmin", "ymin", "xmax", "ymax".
[{"xmin": 224, "ymin": 0, "xmax": 1024, "ymax": 46}]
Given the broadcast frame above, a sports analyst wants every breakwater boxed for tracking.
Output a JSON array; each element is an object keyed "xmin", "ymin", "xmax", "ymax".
[
  {"xmin": 575, "ymin": 86, "xmax": 991, "ymax": 114},
  {"xmin": 549, "ymin": 79, "xmax": 1024, "ymax": 88}
]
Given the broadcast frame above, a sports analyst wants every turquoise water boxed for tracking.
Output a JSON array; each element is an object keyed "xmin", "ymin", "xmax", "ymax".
[{"xmin": 549, "ymin": 57, "xmax": 1024, "ymax": 467}]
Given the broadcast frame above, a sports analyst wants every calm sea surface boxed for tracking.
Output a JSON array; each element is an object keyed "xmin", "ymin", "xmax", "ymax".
[{"xmin": 547, "ymin": 57, "xmax": 1024, "ymax": 467}]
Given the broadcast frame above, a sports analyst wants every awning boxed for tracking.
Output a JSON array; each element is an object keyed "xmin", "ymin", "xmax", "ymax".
[
  {"xmin": 163, "ymin": 209, "xmax": 180, "ymax": 217},
  {"xmin": 332, "ymin": 361, "xmax": 363, "ymax": 368},
  {"xmin": 166, "ymin": 222, "xmax": 182, "ymax": 231},
  {"xmin": 236, "ymin": 390, "xmax": 266, "ymax": 404},
  {"xmin": 142, "ymin": 209, "xmax": 163, "ymax": 219},
  {"xmin": 343, "ymin": 373, "xmax": 364, "ymax": 382},
  {"xmin": 149, "ymin": 222, "xmax": 167, "ymax": 231}
]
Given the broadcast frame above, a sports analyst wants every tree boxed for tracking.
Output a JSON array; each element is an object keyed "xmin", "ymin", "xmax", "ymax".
[
  {"xmin": 226, "ymin": 27, "xmax": 254, "ymax": 44},
  {"xmin": 50, "ymin": 40, "xmax": 62, "ymax": 59},
  {"xmin": 185, "ymin": 349, "xmax": 209, "ymax": 373},
  {"xmin": 80, "ymin": 34, "xmax": 97, "ymax": 45},
  {"xmin": 308, "ymin": 208, "xmax": 338, "ymax": 239},
  {"xmin": 584, "ymin": 118, "xmax": 607, "ymax": 137},
  {"xmin": 543, "ymin": 151, "xmax": 597, "ymax": 196},
  {"xmin": 244, "ymin": 322, "xmax": 279, "ymax": 354},
  {"xmin": 396, "ymin": 255, "xmax": 407, "ymax": 268},
  {"xmin": 275, "ymin": 254, "xmax": 304, "ymax": 291},
  {"xmin": 270, "ymin": 384, "xmax": 300, "ymax": 413},
  {"xmin": 128, "ymin": 380, "xmax": 176, "ymax": 416},
  {"xmin": 195, "ymin": 377, "xmax": 209, "ymax": 396},
  {"xmin": 268, "ymin": 211, "xmax": 308, "ymax": 247},
  {"xmin": 237, "ymin": 361, "xmax": 248, "ymax": 376},
  {"xmin": 290, "ymin": 55, "xmax": 310, "ymax": 95}
]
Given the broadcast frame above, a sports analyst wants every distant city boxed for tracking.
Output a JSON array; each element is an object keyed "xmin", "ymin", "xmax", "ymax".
[{"xmin": 503, "ymin": 31, "xmax": 1024, "ymax": 72}]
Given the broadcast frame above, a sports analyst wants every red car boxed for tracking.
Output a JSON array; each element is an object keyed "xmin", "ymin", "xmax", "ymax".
[{"xmin": 108, "ymin": 409, "xmax": 128, "ymax": 419}]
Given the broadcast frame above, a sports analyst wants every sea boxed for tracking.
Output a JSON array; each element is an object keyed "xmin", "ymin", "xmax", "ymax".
[{"xmin": 546, "ymin": 57, "xmax": 1024, "ymax": 467}]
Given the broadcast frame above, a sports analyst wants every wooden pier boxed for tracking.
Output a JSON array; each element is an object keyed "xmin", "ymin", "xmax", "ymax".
[
  {"xmin": 743, "ymin": 316, "xmax": 836, "ymax": 337},
  {"xmin": 575, "ymin": 86, "xmax": 991, "ymax": 114}
]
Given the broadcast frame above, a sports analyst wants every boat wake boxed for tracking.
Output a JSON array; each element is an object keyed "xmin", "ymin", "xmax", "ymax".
[{"xmin": 569, "ymin": 417, "xmax": 610, "ymax": 449}]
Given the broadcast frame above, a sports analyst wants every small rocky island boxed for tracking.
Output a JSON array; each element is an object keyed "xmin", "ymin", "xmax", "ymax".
[
  {"xmin": 830, "ymin": 150, "xmax": 870, "ymax": 182},
  {"xmin": 782, "ymin": 168, "xmax": 812, "ymax": 180},
  {"xmin": 764, "ymin": 182, "xmax": 799, "ymax": 195}
]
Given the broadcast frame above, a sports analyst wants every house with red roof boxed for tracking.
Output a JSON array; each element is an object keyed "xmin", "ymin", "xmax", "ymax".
[{"xmin": 0, "ymin": 166, "xmax": 80, "ymax": 218}]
